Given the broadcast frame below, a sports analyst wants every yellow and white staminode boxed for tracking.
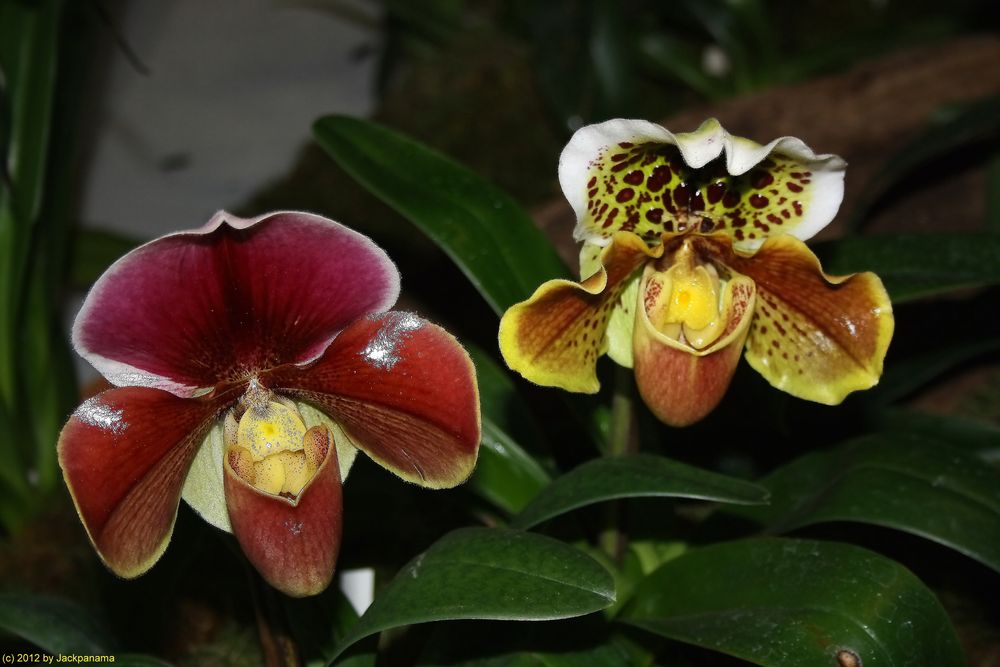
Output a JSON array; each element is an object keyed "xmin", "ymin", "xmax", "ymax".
[{"xmin": 227, "ymin": 398, "xmax": 328, "ymax": 496}]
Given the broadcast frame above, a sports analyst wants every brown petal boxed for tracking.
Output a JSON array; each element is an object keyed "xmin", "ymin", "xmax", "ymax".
[{"xmin": 58, "ymin": 388, "xmax": 221, "ymax": 577}]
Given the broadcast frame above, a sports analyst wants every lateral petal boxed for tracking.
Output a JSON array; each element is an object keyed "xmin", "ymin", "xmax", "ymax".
[
  {"xmin": 560, "ymin": 119, "xmax": 844, "ymax": 253},
  {"xmin": 224, "ymin": 431, "xmax": 343, "ymax": 598},
  {"xmin": 499, "ymin": 232, "xmax": 660, "ymax": 392},
  {"xmin": 633, "ymin": 264, "xmax": 757, "ymax": 426},
  {"xmin": 269, "ymin": 312, "xmax": 481, "ymax": 489},
  {"xmin": 57, "ymin": 388, "xmax": 221, "ymax": 577},
  {"xmin": 705, "ymin": 234, "xmax": 894, "ymax": 404},
  {"xmin": 74, "ymin": 211, "xmax": 400, "ymax": 396}
]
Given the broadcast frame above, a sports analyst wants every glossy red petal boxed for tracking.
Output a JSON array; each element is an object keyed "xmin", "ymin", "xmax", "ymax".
[
  {"xmin": 269, "ymin": 312, "xmax": 481, "ymax": 489},
  {"xmin": 74, "ymin": 211, "xmax": 400, "ymax": 396},
  {"xmin": 224, "ymin": 436, "xmax": 343, "ymax": 598},
  {"xmin": 58, "ymin": 388, "xmax": 222, "ymax": 577}
]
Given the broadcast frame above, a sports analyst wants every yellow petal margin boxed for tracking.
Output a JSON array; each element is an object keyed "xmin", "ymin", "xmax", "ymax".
[
  {"xmin": 499, "ymin": 232, "xmax": 660, "ymax": 393},
  {"xmin": 704, "ymin": 234, "xmax": 894, "ymax": 405}
]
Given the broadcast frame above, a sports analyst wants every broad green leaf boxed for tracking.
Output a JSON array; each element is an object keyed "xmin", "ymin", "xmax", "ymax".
[
  {"xmin": 814, "ymin": 232, "xmax": 1000, "ymax": 302},
  {"xmin": 0, "ymin": 593, "xmax": 116, "ymax": 655},
  {"xmin": 467, "ymin": 345, "xmax": 551, "ymax": 514},
  {"xmin": 730, "ymin": 433, "xmax": 1000, "ymax": 574},
  {"xmin": 511, "ymin": 454, "xmax": 769, "ymax": 530},
  {"xmin": 621, "ymin": 538, "xmax": 965, "ymax": 666},
  {"xmin": 418, "ymin": 618, "xmax": 651, "ymax": 666},
  {"xmin": 327, "ymin": 528, "xmax": 615, "ymax": 663},
  {"xmin": 849, "ymin": 95, "xmax": 1000, "ymax": 229},
  {"xmin": 874, "ymin": 409, "xmax": 1000, "ymax": 459},
  {"xmin": 312, "ymin": 115, "xmax": 570, "ymax": 315}
]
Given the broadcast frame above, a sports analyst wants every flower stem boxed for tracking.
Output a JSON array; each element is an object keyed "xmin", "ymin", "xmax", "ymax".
[{"xmin": 600, "ymin": 364, "xmax": 636, "ymax": 563}]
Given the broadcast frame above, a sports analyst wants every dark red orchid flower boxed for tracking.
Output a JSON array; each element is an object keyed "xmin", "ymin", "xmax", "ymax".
[{"xmin": 59, "ymin": 211, "xmax": 480, "ymax": 597}]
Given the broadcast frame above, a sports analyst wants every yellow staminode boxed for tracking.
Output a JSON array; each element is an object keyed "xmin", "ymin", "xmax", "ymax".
[
  {"xmin": 232, "ymin": 400, "xmax": 321, "ymax": 496},
  {"xmin": 644, "ymin": 241, "xmax": 725, "ymax": 350},
  {"xmin": 665, "ymin": 263, "xmax": 720, "ymax": 331}
]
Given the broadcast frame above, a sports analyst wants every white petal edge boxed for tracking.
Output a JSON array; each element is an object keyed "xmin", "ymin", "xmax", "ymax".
[{"xmin": 72, "ymin": 210, "xmax": 402, "ymax": 397}]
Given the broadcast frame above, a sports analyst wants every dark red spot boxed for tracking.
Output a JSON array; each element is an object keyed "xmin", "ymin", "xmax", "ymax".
[
  {"xmin": 771, "ymin": 340, "xmax": 781, "ymax": 349},
  {"xmin": 790, "ymin": 172, "xmax": 803, "ymax": 179},
  {"xmin": 749, "ymin": 194, "xmax": 769, "ymax": 209},
  {"xmin": 623, "ymin": 170, "xmax": 644, "ymax": 186},
  {"xmin": 767, "ymin": 213, "xmax": 781, "ymax": 224},
  {"xmin": 611, "ymin": 153, "xmax": 628, "ymax": 162},
  {"xmin": 616, "ymin": 188, "xmax": 635, "ymax": 203},
  {"xmin": 782, "ymin": 209, "xmax": 791, "ymax": 219},
  {"xmin": 588, "ymin": 187, "xmax": 598, "ymax": 199},
  {"xmin": 673, "ymin": 183, "xmax": 691, "ymax": 208},
  {"xmin": 647, "ymin": 164, "xmax": 671, "ymax": 192},
  {"xmin": 690, "ymin": 190, "xmax": 705, "ymax": 211},
  {"xmin": 699, "ymin": 219, "xmax": 715, "ymax": 233},
  {"xmin": 587, "ymin": 176, "xmax": 597, "ymax": 188},
  {"xmin": 751, "ymin": 170, "xmax": 774, "ymax": 188},
  {"xmin": 645, "ymin": 208, "xmax": 663, "ymax": 223},
  {"xmin": 787, "ymin": 182, "xmax": 803, "ymax": 193},
  {"xmin": 618, "ymin": 142, "xmax": 634, "ymax": 148},
  {"xmin": 706, "ymin": 181, "xmax": 726, "ymax": 204},
  {"xmin": 722, "ymin": 191, "xmax": 740, "ymax": 208},
  {"xmin": 611, "ymin": 160, "xmax": 631, "ymax": 172},
  {"xmin": 793, "ymin": 201, "xmax": 804, "ymax": 216},
  {"xmin": 605, "ymin": 207, "xmax": 620, "ymax": 226}
]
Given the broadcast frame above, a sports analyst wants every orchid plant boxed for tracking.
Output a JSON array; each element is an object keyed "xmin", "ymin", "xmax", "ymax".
[
  {"xmin": 4, "ymin": 5, "xmax": 998, "ymax": 658},
  {"xmin": 500, "ymin": 119, "xmax": 894, "ymax": 425},
  {"xmin": 58, "ymin": 211, "xmax": 480, "ymax": 597}
]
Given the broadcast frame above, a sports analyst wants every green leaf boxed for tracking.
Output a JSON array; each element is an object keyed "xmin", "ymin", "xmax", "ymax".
[
  {"xmin": 621, "ymin": 538, "xmax": 965, "ymax": 666},
  {"xmin": 467, "ymin": 345, "xmax": 551, "ymax": 514},
  {"xmin": 849, "ymin": 94, "xmax": 1000, "ymax": 230},
  {"xmin": 0, "ymin": 593, "xmax": 116, "ymax": 655},
  {"xmin": 312, "ymin": 115, "xmax": 570, "ymax": 315},
  {"xmin": 874, "ymin": 409, "xmax": 1000, "ymax": 459},
  {"xmin": 328, "ymin": 527, "xmax": 615, "ymax": 663},
  {"xmin": 814, "ymin": 232, "xmax": 1000, "ymax": 302},
  {"xmin": 730, "ymin": 433, "xmax": 1000, "ymax": 574},
  {"xmin": 418, "ymin": 618, "xmax": 651, "ymax": 666},
  {"xmin": 511, "ymin": 454, "xmax": 769, "ymax": 530}
]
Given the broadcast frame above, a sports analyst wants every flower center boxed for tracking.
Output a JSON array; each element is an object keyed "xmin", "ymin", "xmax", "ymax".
[
  {"xmin": 226, "ymin": 393, "xmax": 329, "ymax": 498},
  {"xmin": 644, "ymin": 240, "xmax": 726, "ymax": 350}
]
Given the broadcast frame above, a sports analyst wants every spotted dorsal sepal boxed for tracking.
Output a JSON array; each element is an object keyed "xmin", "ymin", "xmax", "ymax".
[{"xmin": 560, "ymin": 118, "xmax": 846, "ymax": 252}]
